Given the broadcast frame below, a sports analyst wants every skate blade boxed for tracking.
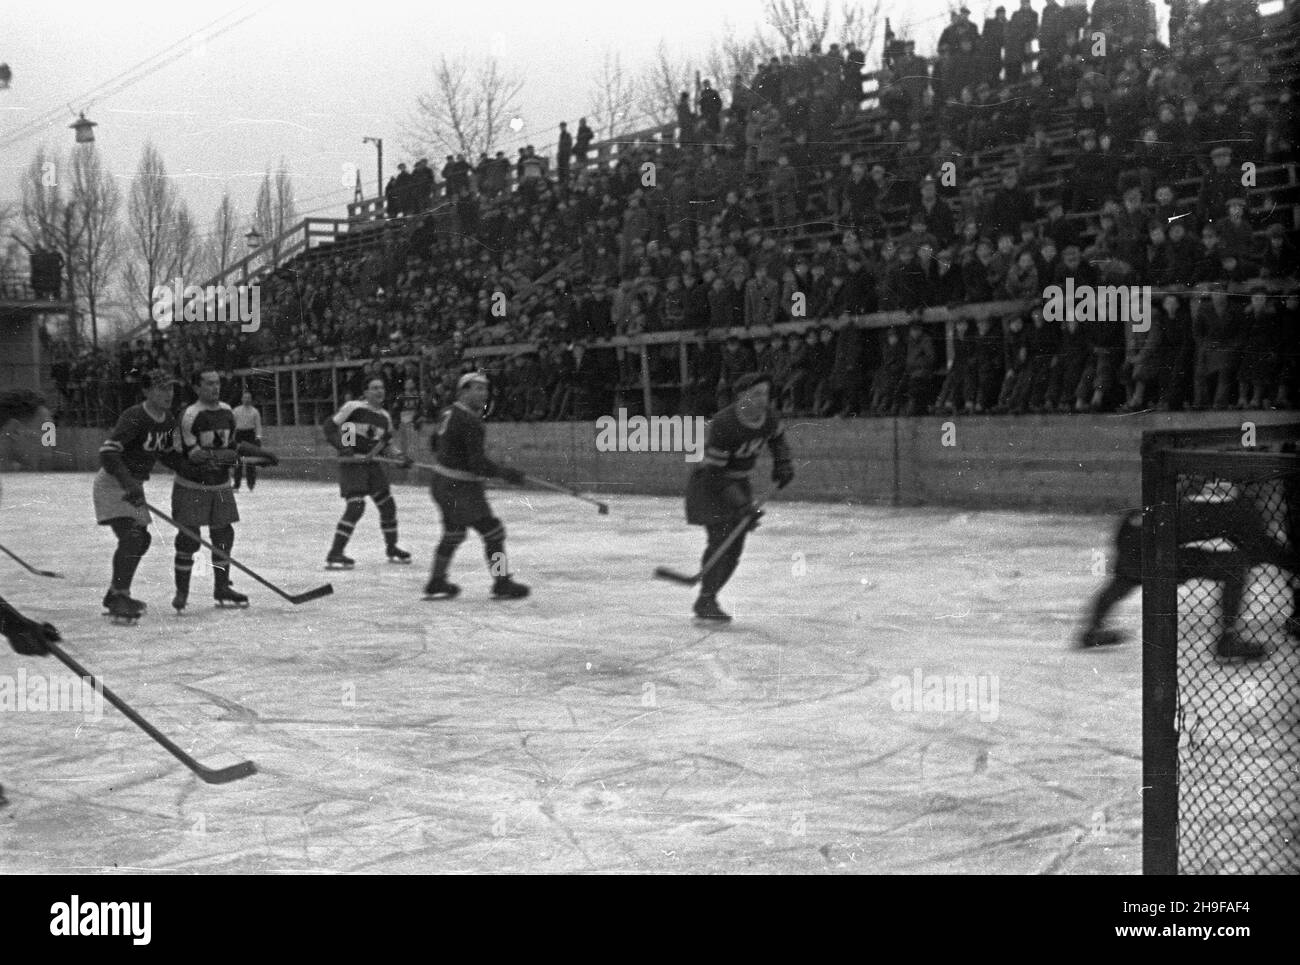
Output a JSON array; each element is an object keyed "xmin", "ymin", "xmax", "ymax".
[
  {"xmin": 324, "ymin": 563, "xmax": 355, "ymax": 570},
  {"xmin": 214, "ymin": 602, "xmax": 251, "ymax": 608},
  {"xmin": 103, "ymin": 613, "xmax": 141, "ymax": 625}
]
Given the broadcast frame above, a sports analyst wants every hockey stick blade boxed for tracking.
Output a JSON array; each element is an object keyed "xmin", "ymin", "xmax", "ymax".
[
  {"xmin": 45, "ymin": 640, "xmax": 257, "ymax": 785},
  {"xmin": 653, "ymin": 566, "xmax": 699, "ymax": 586},
  {"xmin": 145, "ymin": 502, "xmax": 331, "ymax": 606},
  {"xmin": 289, "ymin": 583, "xmax": 334, "ymax": 604},
  {"xmin": 197, "ymin": 760, "xmax": 258, "ymax": 784},
  {"xmin": 0, "ymin": 542, "xmax": 64, "ymax": 578},
  {"xmin": 654, "ymin": 495, "xmax": 771, "ymax": 590}
]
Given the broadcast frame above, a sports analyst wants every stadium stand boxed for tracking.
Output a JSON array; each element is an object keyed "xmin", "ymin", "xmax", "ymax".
[{"xmin": 45, "ymin": 0, "xmax": 1300, "ymax": 429}]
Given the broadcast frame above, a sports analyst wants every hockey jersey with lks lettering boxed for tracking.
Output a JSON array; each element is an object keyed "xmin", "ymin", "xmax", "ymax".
[
  {"xmin": 327, "ymin": 400, "xmax": 394, "ymax": 456},
  {"xmin": 98, "ymin": 404, "xmax": 182, "ymax": 481},
  {"xmin": 701, "ymin": 404, "xmax": 790, "ymax": 477},
  {"xmin": 175, "ymin": 401, "xmax": 238, "ymax": 487},
  {"xmin": 431, "ymin": 402, "xmax": 502, "ymax": 481}
]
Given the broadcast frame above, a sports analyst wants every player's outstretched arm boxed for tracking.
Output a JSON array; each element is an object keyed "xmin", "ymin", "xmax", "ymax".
[{"xmin": 236, "ymin": 440, "xmax": 279, "ymax": 466}]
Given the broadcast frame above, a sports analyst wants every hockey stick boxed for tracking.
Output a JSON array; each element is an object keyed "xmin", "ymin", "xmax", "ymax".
[
  {"xmin": 356, "ymin": 455, "xmax": 612, "ymax": 515},
  {"xmin": 654, "ymin": 494, "xmax": 770, "ymax": 586},
  {"xmin": 44, "ymin": 639, "xmax": 256, "ymax": 784},
  {"xmin": 144, "ymin": 502, "xmax": 333, "ymax": 605},
  {"xmin": 0, "ymin": 541, "xmax": 64, "ymax": 579},
  {"xmin": 524, "ymin": 475, "xmax": 610, "ymax": 515}
]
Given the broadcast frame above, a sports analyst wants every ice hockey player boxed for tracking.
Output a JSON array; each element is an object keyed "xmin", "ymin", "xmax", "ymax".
[
  {"xmin": 0, "ymin": 389, "xmax": 61, "ymax": 808},
  {"xmin": 231, "ymin": 390, "xmax": 263, "ymax": 492},
  {"xmin": 1078, "ymin": 473, "xmax": 1298, "ymax": 660},
  {"xmin": 684, "ymin": 371, "xmax": 794, "ymax": 622},
  {"xmin": 424, "ymin": 371, "xmax": 529, "ymax": 600},
  {"xmin": 322, "ymin": 377, "xmax": 414, "ymax": 568},
  {"xmin": 94, "ymin": 369, "xmax": 187, "ymax": 622},
  {"xmin": 172, "ymin": 369, "xmax": 277, "ymax": 611}
]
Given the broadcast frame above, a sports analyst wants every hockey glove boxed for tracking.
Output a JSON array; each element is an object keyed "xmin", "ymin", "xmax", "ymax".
[
  {"xmin": 773, "ymin": 460, "xmax": 794, "ymax": 490},
  {"xmin": 123, "ymin": 479, "xmax": 146, "ymax": 507},
  {"xmin": 236, "ymin": 441, "xmax": 280, "ymax": 466},
  {"xmin": 721, "ymin": 480, "xmax": 751, "ymax": 512},
  {"xmin": 399, "ymin": 454, "xmax": 415, "ymax": 470},
  {"xmin": 0, "ymin": 600, "xmax": 57, "ymax": 657},
  {"xmin": 731, "ymin": 505, "xmax": 764, "ymax": 533},
  {"xmin": 500, "ymin": 467, "xmax": 526, "ymax": 486}
]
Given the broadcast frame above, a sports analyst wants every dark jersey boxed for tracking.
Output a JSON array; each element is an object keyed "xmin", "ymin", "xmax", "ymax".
[
  {"xmin": 702, "ymin": 404, "xmax": 789, "ymax": 477},
  {"xmin": 98, "ymin": 404, "xmax": 180, "ymax": 481},
  {"xmin": 329, "ymin": 400, "xmax": 394, "ymax": 456},
  {"xmin": 175, "ymin": 402, "xmax": 238, "ymax": 487},
  {"xmin": 432, "ymin": 402, "xmax": 501, "ymax": 480}
]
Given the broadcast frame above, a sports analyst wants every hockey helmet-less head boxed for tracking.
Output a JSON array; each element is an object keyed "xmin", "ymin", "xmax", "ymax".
[
  {"xmin": 733, "ymin": 371, "xmax": 774, "ymax": 396},
  {"xmin": 457, "ymin": 371, "xmax": 489, "ymax": 392}
]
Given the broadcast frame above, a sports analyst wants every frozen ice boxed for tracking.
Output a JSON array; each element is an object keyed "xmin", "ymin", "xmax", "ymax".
[{"xmin": 0, "ymin": 472, "xmax": 1145, "ymax": 873}]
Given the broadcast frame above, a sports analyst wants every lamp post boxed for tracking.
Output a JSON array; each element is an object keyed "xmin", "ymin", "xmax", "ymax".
[
  {"xmin": 244, "ymin": 228, "xmax": 262, "ymax": 281},
  {"xmin": 362, "ymin": 136, "xmax": 383, "ymax": 208},
  {"xmin": 85, "ymin": 200, "xmax": 97, "ymax": 350},
  {"xmin": 70, "ymin": 112, "xmax": 97, "ymax": 144}
]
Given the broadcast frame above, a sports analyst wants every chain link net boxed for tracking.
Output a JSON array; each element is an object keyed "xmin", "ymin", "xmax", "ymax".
[{"xmin": 1171, "ymin": 461, "xmax": 1299, "ymax": 874}]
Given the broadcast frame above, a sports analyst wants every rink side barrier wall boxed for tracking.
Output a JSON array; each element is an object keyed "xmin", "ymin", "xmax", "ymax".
[{"xmin": 19, "ymin": 411, "xmax": 1298, "ymax": 514}]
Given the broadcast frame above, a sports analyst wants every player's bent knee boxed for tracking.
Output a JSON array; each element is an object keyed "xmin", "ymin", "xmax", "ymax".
[{"xmin": 473, "ymin": 516, "xmax": 504, "ymax": 541}]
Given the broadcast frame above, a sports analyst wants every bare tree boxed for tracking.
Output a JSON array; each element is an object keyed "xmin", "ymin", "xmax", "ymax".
[
  {"xmin": 167, "ymin": 201, "xmax": 199, "ymax": 283},
  {"xmin": 252, "ymin": 168, "xmax": 275, "ymax": 245},
  {"xmin": 201, "ymin": 191, "xmax": 240, "ymax": 280},
  {"xmin": 705, "ymin": 25, "xmax": 772, "ymax": 88},
  {"xmin": 764, "ymin": 0, "xmax": 831, "ymax": 53},
  {"xmin": 0, "ymin": 202, "xmax": 15, "ymax": 274},
  {"xmin": 69, "ymin": 145, "xmax": 122, "ymax": 346},
  {"xmin": 588, "ymin": 49, "xmax": 638, "ymax": 142},
  {"xmin": 20, "ymin": 148, "xmax": 84, "ymax": 340},
  {"xmin": 273, "ymin": 159, "xmax": 297, "ymax": 238},
  {"xmin": 408, "ymin": 54, "xmax": 524, "ymax": 159},
  {"xmin": 19, "ymin": 148, "xmax": 71, "ymax": 250},
  {"xmin": 841, "ymin": 0, "xmax": 886, "ymax": 60},
  {"xmin": 124, "ymin": 141, "xmax": 180, "ymax": 331},
  {"xmin": 636, "ymin": 40, "xmax": 695, "ymax": 127}
]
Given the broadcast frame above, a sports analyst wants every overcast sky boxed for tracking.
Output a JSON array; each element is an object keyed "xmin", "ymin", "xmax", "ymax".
[{"xmin": 1, "ymin": 0, "xmax": 988, "ymax": 238}]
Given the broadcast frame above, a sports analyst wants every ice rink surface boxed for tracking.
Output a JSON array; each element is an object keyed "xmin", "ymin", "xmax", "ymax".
[{"xmin": 0, "ymin": 471, "xmax": 1145, "ymax": 874}]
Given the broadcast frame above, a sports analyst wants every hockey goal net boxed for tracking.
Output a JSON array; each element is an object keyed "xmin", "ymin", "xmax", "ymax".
[{"xmin": 1141, "ymin": 423, "xmax": 1299, "ymax": 875}]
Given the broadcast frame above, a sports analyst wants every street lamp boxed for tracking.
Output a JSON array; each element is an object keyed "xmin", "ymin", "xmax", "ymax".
[
  {"xmin": 362, "ymin": 136, "xmax": 383, "ymax": 206},
  {"xmin": 70, "ymin": 112, "xmax": 97, "ymax": 144},
  {"xmin": 245, "ymin": 228, "xmax": 262, "ymax": 251}
]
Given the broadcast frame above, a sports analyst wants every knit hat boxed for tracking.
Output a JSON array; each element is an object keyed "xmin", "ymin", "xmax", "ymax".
[{"xmin": 457, "ymin": 371, "xmax": 489, "ymax": 391}]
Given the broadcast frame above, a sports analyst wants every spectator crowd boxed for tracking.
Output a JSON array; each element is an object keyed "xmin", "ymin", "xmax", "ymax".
[{"xmin": 39, "ymin": 0, "xmax": 1299, "ymax": 426}]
